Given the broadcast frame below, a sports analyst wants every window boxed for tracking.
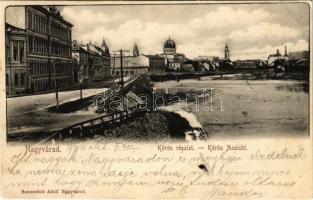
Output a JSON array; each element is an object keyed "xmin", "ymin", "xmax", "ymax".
[
  {"xmin": 34, "ymin": 61, "xmax": 37, "ymax": 75},
  {"xmin": 6, "ymin": 73, "xmax": 9, "ymax": 86},
  {"xmin": 39, "ymin": 40, "xmax": 41, "ymax": 54},
  {"xmin": 14, "ymin": 73, "xmax": 18, "ymax": 87},
  {"xmin": 30, "ymin": 62, "xmax": 33, "ymax": 75},
  {"xmin": 19, "ymin": 42, "xmax": 24, "ymax": 62},
  {"xmin": 43, "ymin": 41, "xmax": 45, "ymax": 54},
  {"xmin": 40, "ymin": 18, "xmax": 43, "ymax": 33},
  {"xmin": 52, "ymin": 42, "xmax": 55, "ymax": 55},
  {"xmin": 40, "ymin": 61, "xmax": 43, "ymax": 74},
  {"xmin": 12, "ymin": 40, "xmax": 25, "ymax": 62},
  {"xmin": 28, "ymin": 12, "xmax": 32, "ymax": 29},
  {"xmin": 38, "ymin": 17, "xmax": 41, "ymax": 32},
  {"xmin": 35, "ymin": 38, "xmax": 38, "ymax": 53},
  {"xmin": 13, "ymin": 41, "xmax": 18, "ymax": 62},
  {"xmin": 35, "ymin": 16, "xmax": 37, "ymax": 31},
  {"xmin": 34, "ymin": 15, "xmax": 37, "ymax": 30},
  {"xmin": 43, "ymin": 19, "xmax": 46, "ymax": 33},
  {"xmin": 29, "ymin": 36, "xmax": 33, "ymax": 52},
  {"xmin": 21, "ymin": 73, "xmax": 26, "ymax": 86}
]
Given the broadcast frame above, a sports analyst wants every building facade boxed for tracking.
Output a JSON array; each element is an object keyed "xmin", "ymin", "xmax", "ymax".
[
  {"xmin": 146, "ymin": 55, "xmax": 166, "ymax": 74},
  {"xmin": 72, "ymin": 40, "xmax": 111, "ymax": 83},
  {"xmin": 289, "ymin": 51, "xmax": 310, "ymax": 61},
  {"xmin": 159, "ymin": 37, "xmax": 186, "ymax": 71},
  {"xmin": 111, "ymin": 54, "xmax": 149, "ymax": 76},
  {"xmin": 72, "ymin": 41, "xmax": 90, "ymax": 83},
  {"xmin": 5, "ymin": 6, "xmax": 73, "ymax": 95},
  {"xmin": 267, "ymin": 49, "xmax": 289, "ymax": 67},
  {"xmin": 86, "ymin": 41, "xmax": 111, "ymax": 81},
  {"xmin": 5, "ymin": 24, "xmax": 27, "ymax": 95},
  {"xmin": 234, "ymin": 59, "xmax": 264, "ymax": 69}
]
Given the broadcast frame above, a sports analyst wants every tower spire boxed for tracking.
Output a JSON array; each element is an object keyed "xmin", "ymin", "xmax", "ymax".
[
  {"xmin": 224, "ymin": 43, "xmax": 230, "ymax": 60},
  {"xmin": 102, "ymin": 38, "xmax": 106, "ymax": 47},
  {"xmin": 284, "ymin": 45, "xmax": 288, "ymax": 56},
  {"xmin": 133, "ymin": 42, "xmax": 139, "ymax": 57}
]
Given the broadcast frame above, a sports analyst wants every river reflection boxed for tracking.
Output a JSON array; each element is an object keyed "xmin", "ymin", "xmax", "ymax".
[{"xmin": 274, "ymin": 82, "xmax": 309, "ymax": 93}]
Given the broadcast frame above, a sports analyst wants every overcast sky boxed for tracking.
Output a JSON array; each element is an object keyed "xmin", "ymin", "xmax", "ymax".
[{"xmin": 59, "ymin": 3, "xmax": 310, "ymax": 60}]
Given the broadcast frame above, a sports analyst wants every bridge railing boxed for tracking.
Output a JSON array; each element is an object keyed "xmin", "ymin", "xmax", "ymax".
[
  {"xmin": 38, "ymin": 105, "xmax": 142, "ymax": 144},
  {"xmin": 38, "ymin": 73, "xmax": 149, "ymax": 144}
]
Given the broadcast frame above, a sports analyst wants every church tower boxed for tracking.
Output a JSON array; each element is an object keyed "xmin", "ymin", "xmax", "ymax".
[
  {"xmin": 284, "ymin": 45, "xmax": 288, "ymax": 57},
  {"xmin": 133, "ymin": 43, "xmax": 140, "ymax": 57},
  {"xmin": 101, "ymin": 39, "xmax": 110, "ymax": 55},
  {"xmin": 224, "ymin": 43, "xmax": 230, "ymax": 60}
]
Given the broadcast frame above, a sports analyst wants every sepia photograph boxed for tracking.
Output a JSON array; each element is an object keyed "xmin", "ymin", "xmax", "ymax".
[
  {"xmin": 5, "ymin": 3, "xmax": 310, "ymax": 144},
  {"xmin": 1, "ymin": 1, "xmax": 312, "ymax": 199}
]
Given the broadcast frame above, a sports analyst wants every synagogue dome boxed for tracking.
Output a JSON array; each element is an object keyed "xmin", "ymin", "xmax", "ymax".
[{"xmin": 164, "ymin": 38, "xmax": 176, "ymax": 49}]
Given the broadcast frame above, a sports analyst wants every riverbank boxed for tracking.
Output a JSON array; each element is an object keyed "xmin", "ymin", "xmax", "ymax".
[
  {"xmin": 89, "ymin": 110, "xmax": 200, "ymax": 142},
  {"xmin": 150, "ymin": 70, "xmax": 309, "ymax": 82},
  {"xmin": 153, "ymin": 78, "xmax": 309, "ymax": 139},
  {"xmin": 8, "ymin": 110, "xmax": 199, "ymax": 143}
]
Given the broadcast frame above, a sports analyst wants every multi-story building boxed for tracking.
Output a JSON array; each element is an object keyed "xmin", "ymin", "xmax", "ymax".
[
  {"xmin": 267, "ymin": 49, "xmax": 289, "ymax": 67},
  {"xmin": 145, "ymin": 55, "xmax": 166, "ymax": 74},
  {"xmin": 159, "ymin": 37, "xmax": 186, "ymax": 71},
  {"xmin": 111, "ymin": 54, "xmax": 149, "ymax": 76},
  {"xmin": 72, "ymin": 40, "xmax": 111, "ymax": 83},
  {"xmin": 5, "ymin": 6, "xmax": 73, "ymax": 95},
  {"xmin": 72, "ymin": 41, "xmax": 90, "ymax": 83},
  {"xmin": 289, "ymin": 51, "xmax": 310, "ymax": 61},
  {"xmin": 111, "ymin": 43, "xmax": 149, "ymax": 76},
  {"xmin": 5, "ymin": 24, "xmax": 27, "ymax": 95},
  {"xmin": 87, "ymin": 41, "xmax": 111, "ymax": 81},
  {"xmin": 234, "ymin": 59, "xmax": 264, "ymax": 69}
]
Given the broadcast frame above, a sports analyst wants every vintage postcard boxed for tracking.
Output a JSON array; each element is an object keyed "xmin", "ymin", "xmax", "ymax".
[{"xmin": 0, "ymin": 1, "xmax": 312, "ymax": 199}]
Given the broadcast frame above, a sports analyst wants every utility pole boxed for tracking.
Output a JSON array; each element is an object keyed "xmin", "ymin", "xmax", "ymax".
[
  {"xmin": 112, "ymin": 53, "xmax": 118, "ymax": 83},
  {"xmin": 112, "ymin": 49, "xmax": 130, "ymax": 89},
  {"xmin": 119, "ymin": 49, "xmax": 124, "ymax": 88},
  {"xmin": 112, "ymin": 49, "xmax": 130, "ymax": 111}
]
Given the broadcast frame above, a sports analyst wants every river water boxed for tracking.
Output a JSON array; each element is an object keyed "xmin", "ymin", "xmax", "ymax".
[{"xmin": 154, "ymin": 78, "xmax": 309, "ymax": 139}]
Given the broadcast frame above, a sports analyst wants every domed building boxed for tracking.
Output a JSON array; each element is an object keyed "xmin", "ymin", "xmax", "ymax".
[
  {"xmin": 159, "ymin": 37, "xmax": 186, "ymax": 71},
  {"xmin": 164, "ymin": 37, "xmax": 176, "ymax": 55}
]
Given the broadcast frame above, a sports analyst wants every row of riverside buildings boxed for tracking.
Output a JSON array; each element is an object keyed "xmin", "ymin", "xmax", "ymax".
[
  {"xmin": 5, "ymin": 6, "xmax": 241, "ymax": 97},
  {"xmin": 6, "ymin": 6, "xmax": 309, "ymax": 96},
  {"xmin": 4, "ymin": 5, "xmax": 190, "ymax": 96},
  {"xmin": 5, "ymin": 6, "xmax": 177, "ymax": 96},
  {"xmin": 5, "ymin": 6, "xmax": 112, "ymax": 96}
]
